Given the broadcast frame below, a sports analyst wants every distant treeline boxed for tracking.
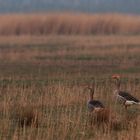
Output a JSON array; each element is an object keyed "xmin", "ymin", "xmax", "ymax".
[{"xmin": 0, "ymin": 13, "xmax": 140, "ymax": 35}]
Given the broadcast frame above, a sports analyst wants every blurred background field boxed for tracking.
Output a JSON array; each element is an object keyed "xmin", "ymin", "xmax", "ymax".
[{"xmin": 0, "ymin": 34, "xmax": 140, "ymax": 79}]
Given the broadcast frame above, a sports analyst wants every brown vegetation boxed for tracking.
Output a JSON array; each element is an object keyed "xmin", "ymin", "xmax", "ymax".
[
  {"xmin": 95, "ymin": 108, "xmax": 111, "ymax": 123},
  {"xmin": 90, "ymin": 108, "xmax": 123, "ymax": 130},
  {"xmin": 14, "ymin": 104, "xmax": 39, "ymax": 127},
  {"xmin": 0, "ymin": 35, "xmax": 140, "ymax": 78},
  {"xmin": 0, "ymin": 34, "xmax": 140, "ymax": 139},
  {"xmin": 0, "ymin": 13, "xmax": 140, "ymax": 35},
  {"xmin": 0, "ymin": 78, "xmax": 140, "ymax": 139}
]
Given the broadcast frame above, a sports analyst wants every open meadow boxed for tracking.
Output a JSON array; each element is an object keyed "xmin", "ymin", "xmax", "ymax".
[{"xmin": 0, "ymin": 14, "xmax": 140, "ymax": 140}]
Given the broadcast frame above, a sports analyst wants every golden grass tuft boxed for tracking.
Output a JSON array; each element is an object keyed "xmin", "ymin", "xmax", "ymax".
[
  {"xmin": 13, "ymin": 103, "xmax": 39, "ymax": 127},
  {"xmin": 92, "ymin": 109, "xmax": 111, "ymax": 123},
  {"xmin": 90, "ymin": 108, "xmax": 125, "ymax": 131}
]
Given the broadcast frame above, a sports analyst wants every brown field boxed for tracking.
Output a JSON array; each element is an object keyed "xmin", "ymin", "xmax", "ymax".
[
  {"xmin": 0, "ymin": 13, "xmax": 140, "ymax": 35},
  {"xmin": 0, "ymin": 34, "xmax": 140, "ymax": 140},
  {"xmin": 0, "ymin": 35, "xmax": 140, "ymax": 78}
]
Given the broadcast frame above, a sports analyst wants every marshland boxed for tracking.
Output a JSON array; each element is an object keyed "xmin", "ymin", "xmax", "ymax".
[{"xmin": 0, "ymin": 14, "xmax": 140, "ymax": 140}]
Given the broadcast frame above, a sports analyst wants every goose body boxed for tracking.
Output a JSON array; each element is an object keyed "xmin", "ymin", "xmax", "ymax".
[
  {"xmin": 112, "ymin": 75, "xmax": 140, "ymax": 109},
  {"xmin": 116, "ymin": 90, "xmax": 140, "ymax": 105},
  {"xmin": 87, "ymin": 83, "xmax": 104, "ymax": 112},
  {"xmin": 88, "ymin": 100, "xmax": 104, "ymax": 112}
]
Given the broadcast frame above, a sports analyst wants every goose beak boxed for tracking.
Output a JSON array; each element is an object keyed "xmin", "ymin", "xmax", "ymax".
[{"xmin": 112, "ymin": 74, "xmax": 120, "ymax": 79}]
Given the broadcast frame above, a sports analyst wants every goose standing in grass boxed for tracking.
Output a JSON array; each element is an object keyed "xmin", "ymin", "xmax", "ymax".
[
  {"xmin": 112, "ymin": 74, "xmax": 140, "ymax": 110},
  {"xmin": 87, "ymin": 82, "xmax": 104, "ymax": 112}
]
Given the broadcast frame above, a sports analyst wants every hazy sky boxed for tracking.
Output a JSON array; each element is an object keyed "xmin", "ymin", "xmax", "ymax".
[{"xmin": 0, "ymin": 0, "xmax": 139, "ymax": 14}]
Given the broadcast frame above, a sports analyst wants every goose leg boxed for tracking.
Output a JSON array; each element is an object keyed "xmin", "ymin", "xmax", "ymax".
[
  {"xmin": 125, "ymin": 105, "xmax": 128, "ymax": 110},
  {"xmin": 123, "ymin": 101, "xmax": 128, "ymax": 110}
]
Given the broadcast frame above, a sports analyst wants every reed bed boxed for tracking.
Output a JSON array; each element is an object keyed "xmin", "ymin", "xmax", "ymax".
[{"xmin": 0, "ymin": 13, "xmax": 140, "ymax": 35}]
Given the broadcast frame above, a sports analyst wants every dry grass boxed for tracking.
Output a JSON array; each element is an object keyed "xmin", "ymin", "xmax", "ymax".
[
  {"xmin": 13, "ymin": 104, "xmax": 39, "ymax": 127},
  {"xmin": 0, "ymin": 13, "xmax": 140, "ymax": 35},
  {"xmin": 0, "ymin": 78, "xmax": 140, "ymax": 140},
  {"xmin": 0, "ymin": 34, "xmax": 140, "ymax": 139}
]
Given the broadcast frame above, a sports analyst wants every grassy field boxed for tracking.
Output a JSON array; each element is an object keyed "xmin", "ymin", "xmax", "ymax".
[{"xmin": 0, "ymin": 35, "xmax": 140, "ymax": 140}]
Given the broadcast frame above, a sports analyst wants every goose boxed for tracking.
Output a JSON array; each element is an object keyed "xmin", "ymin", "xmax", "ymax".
[
  {"xmin": 112, "ymin": 74, "xmax": 140, "ymax": 109},
  {"xmin": 87, "ymin": 82, "xmax": 104, "ymax": 112}
]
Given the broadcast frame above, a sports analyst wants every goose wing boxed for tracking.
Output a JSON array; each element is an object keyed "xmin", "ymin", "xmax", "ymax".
[
  {"xmin": 88, "ymin": 100, "xmax": 104, "ymax": 108},
  {"xmin": 119, "ymin": 91, "xmax": 139, "ymax": 103}
]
